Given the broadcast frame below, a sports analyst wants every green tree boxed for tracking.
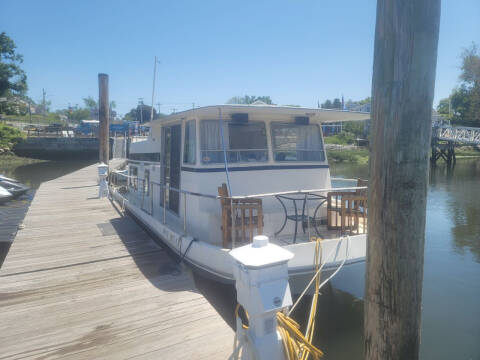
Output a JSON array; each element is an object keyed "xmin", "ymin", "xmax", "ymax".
[
  {"xmin": 125, "ymin": 104, "xmax": 157, "ymax": 123},
  {"xmin": 321, "ymin": 99, "xmax": 332, "ymax": 109},
  {"xmin": 437, "ymin": 98, "xmax": 450, "ymax": 115},
  {"xmin": 448, "ymin": 44, "xmax": 480, "ymax": 127},
  {"xmin": 226, "ymin": 95, "xmax": 273, "ymax": 105},
  {"xmin": 358, "ymin": 97, "xmax": 371, "ymax": 105},
  {"xmin": 332, "ymin": 98, "xmax": 342, "ymax": 109},
  {"xmin": 0, "ymin": 32, "xmax": 27, "ymax": 97}
]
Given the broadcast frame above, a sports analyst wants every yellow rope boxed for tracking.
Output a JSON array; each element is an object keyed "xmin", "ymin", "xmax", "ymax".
[{"xmin": 276, "ymin": 238, "xmax": 324, "ymax": 360}]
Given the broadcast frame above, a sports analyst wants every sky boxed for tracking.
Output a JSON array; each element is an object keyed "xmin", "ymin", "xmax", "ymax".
[{"xmin": 1, "ymin": 0, "xmax": 479, "ymax": 116}]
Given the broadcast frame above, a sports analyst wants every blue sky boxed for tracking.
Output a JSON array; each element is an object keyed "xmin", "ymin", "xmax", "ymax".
[{"xmin": 1, "ymin": 0, "xmax": 479, "ymax": 116}]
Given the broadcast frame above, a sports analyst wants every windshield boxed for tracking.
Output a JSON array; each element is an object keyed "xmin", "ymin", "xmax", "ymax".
[
  {"xmin": 271, "ymin": 123, "xmax": 325, "ymax": 162},
  {"xmin": 200, "ymin": 120, "xmax": 268, "ymax": 164}
]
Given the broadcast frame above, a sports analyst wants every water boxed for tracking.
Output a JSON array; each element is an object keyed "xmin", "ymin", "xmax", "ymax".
[
  {"xmin": 329, "ymin": 160, "xmax": 480, "ymax": 359},
  {"xmin": 1, "ymin": 158, "xmax": 479, "ymax": 358}
]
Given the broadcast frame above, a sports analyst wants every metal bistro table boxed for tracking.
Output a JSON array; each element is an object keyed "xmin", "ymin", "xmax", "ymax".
[{"xmin": 274, "ymin": 193, "xmax": 327, "ymax": 243}]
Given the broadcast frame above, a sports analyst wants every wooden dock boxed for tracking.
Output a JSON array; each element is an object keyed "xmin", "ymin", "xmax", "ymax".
[{"xmin": 0, "ymin": 164, "xmax": 233, "ymax": 359}]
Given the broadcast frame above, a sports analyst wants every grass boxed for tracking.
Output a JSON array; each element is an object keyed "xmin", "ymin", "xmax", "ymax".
[
  {"xmin": 326, "ymin": 145, "xmax": 480, "ymax": 164},
  {"xmin": 0, "ymin": 123, "xmax": 26, "ymax": 151},
  {"xmin": 326, "ymin": 148, "xmax": 369, "ymax": 164},
  {"xmin": 324, "ymin": 133, "xmax": 356, "ymax": 145},
  {"xmin": 1, "ymin": 113, "xmax": 62, "ymax": 125},
  {"xmin": 455, "ymin": 146, "xmax": 480, "ymax": 158}
]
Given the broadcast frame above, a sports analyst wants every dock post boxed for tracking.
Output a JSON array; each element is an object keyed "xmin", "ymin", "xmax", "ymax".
[
  {"xmin": 98, "ymin": 73, "xmax": 110, "ymax": 164},
  {"xmin": 229, "ymin": 235, "xmax": 293, "ymax": 360},
  {"xmin": 98, "ymin": 163, "xmax": 109, "ymax": 198},
  {"xmin": 366, "ymin": 1, "xmax": 440, "ymax": 360}
]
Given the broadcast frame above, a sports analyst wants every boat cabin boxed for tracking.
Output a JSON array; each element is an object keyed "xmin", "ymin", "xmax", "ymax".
[{"xmin": 125, "ymin": 104, "xmax": 369, "ymax": 248}]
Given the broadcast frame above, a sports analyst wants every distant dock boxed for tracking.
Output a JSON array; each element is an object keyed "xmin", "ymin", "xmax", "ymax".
[{"xmin": 0, "ymin": 164, "xmax": 233, "ymax": 359}]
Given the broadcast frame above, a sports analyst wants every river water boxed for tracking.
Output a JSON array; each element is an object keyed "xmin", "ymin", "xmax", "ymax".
[{"xmin": 0, "ymin": 158, "xmax": 479, "ymax": 358}]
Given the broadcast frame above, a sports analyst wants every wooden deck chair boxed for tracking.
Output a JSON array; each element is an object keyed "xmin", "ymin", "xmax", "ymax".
[
  {"xmin": 327, "ymin": 179, "xmax": 368, "ymax": 233},
  {"xmin": 218, "ymin": 183, "xmax": 264, "ymax": 249}
]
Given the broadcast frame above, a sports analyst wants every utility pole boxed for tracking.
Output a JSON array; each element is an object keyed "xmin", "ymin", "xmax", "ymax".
[
  {"xmin": 156, "ymin": 102, "xmax": 161, "ymax": 115},
  {"xmin": 138, "ymin": 98, "xmax": 144, "ymax": 123},
  {"xmin": 28, "ymin": 99, "xmax": 32, "ymax": 123},
  {"xmin": 42, "ymin": 88, "xmax": 46, "ymax": 124},
  {"xmin": 150, "ymin": 56, "xmax": 158, "ymax": 122},
  {"xmin": 98, "ymin": 74, "xmax": 110, "ymax": 164},
  {"xmin": 365, "ymin": 1, "xmax": 440, "ymax": 360}
]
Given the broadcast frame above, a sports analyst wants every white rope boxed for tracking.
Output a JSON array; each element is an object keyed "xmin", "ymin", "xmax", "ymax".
[{"xmin": 288, "ymin": 235, "xmax": 350, "ymax": 316}]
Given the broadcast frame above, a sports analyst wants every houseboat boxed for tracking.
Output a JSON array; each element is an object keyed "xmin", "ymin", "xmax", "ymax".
[{"xmin": 110, "ymin": 104, "xmax": 369, "ymax": 296}]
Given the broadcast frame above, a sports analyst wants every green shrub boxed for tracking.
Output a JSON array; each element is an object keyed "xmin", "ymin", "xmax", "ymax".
[
  {"xmin": 324, "ymin": 132, "xmax": 356, "ymax": 145},
  {"xmin": 0, "ymin": 123, "xmax": 25, "ymax": 149}
]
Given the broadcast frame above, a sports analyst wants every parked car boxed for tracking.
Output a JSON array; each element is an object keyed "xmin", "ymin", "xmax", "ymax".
[{"xmin": 44, "ymin": 123, "xmax": 63, "ymax": 133}]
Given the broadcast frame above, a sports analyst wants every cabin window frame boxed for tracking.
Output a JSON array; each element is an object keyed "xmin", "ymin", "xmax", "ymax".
[
  {"xmin": 200, "ymin": 119, "xmax": 269, "ymax": 164},
  {"xmin": 270, "ymin": 122, "xmax": 326, "ymax": 162},
  {"xmin": 183, "ymin": 120, "xmax": 196, "ymax": 165},
  {"xmin": 129, "ymin": 165, "xmax": 138, "ymax": 190}
]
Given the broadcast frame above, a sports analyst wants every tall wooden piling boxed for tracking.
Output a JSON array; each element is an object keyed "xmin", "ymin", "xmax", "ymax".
[
  {"xmin": 365, "ymin": 1, "xmax": 440, "ymax": 359},
  {"xmin": 98, "ymin": 73, "xmax": 109, "ymax": 164}
]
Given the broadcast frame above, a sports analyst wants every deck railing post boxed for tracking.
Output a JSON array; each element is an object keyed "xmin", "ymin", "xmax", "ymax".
[
  {"xmin": 230, "ymin": 235, "xmax": 293, "ymax": 360},
  {"xmin": 163, "ymin": 184, "xmax": 167, "ymax": 224},
  {"xmin": 183, "ymin": 192, "xmax": 187, "ymax": 234},
  {"xmin": 230, "ymin": 198, "xmax": 236, "ymax": 249}
]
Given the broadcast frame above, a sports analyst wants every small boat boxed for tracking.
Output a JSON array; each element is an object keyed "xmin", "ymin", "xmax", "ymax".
[
  {"xmin": 0, "ymin": 179, "xmax": 29, "ymax": 199},
  {"xmin": 0, "ymin": 186, "xmax": 13, "ymax": 204},
  {"xmin": 0, "ymin": 175, "xmax": 19, "ymax": 183}
]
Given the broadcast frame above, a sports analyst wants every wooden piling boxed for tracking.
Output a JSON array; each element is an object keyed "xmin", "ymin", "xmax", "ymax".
[
  {"xmin": 365, "ymin": 1, "xmax": 441, "ymax": 359},
  {"xmin": 98, "ymin": 73, "xmax": 109, "ymax": 164}
]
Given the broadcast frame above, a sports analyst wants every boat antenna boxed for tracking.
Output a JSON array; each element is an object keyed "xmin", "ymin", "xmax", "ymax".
[{"xmin": 218, "ymin": 107, "xmax": 232, "ymax": 196}]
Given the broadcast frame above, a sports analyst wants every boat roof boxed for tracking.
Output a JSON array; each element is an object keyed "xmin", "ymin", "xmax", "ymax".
[{"xmin": 154, "ymin": 104, "xmax": 370, "ymax": 124}]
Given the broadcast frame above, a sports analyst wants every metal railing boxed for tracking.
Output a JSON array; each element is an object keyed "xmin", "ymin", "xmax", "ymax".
[
  {"xmin": 109, "ymin": 170, "xmax": 367, "ymax": 247},
  {"xmin": 434, "ymin": 125, "xmax": 480, "ymax": 145}
]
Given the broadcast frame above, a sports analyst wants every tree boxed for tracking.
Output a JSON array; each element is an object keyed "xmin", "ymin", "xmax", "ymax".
[
  {"xmin": 436, "ymin": 98, "xmax": 450, "ymax": 115},
  {"xmin": 358, "ymin": 97, "xmax": 371, "ymax": 105},
  {"xmin": 0, "ymin": 32, "xmax": 27, "ymax": 97},
  {"xmin": 321, "ymin": 99, "xmax": 332, "ymax": 109},
  {"xmin": 445, "ymin": 44, "xmax": 480, "ymax": 127},
  {"xmin": 332, "ymin": 98, "xmax": 342, "ymax": 109},
  {"xmin": 226, "ymin": 95, "xmax": 273, "ymax": 105},
  {"xmin": 125, "ymin": 104, "xmax": 157, "ymax": 123}
]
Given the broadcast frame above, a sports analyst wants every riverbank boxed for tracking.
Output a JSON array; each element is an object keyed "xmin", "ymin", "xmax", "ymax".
[
  {"xmin": 326, "ymin": 147, "xmax": 369, "ymax": 164},
  {"xmin": 326, "ymin": 145, "xmax": 480, "ymax": 164},
  {"xmin": 0, "ymin": 154, "xmax": 45, "ymax": 167}
]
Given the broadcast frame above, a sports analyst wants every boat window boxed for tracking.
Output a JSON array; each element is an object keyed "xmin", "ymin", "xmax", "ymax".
[
  {"xmin": 129, "ymin": 166, "xmax": 138, "ymax": 190},
  {"xmin": 271, "ymin": 123, "xmax": 325, "ymax": 162},
  {"xmin": 144, "ymin": 169, "xmax": 150, "ymax": 196},
  {"xmin": 200, "ymin": 120, "xmax": 268, "ymax": 164},
  {"xmin": 183, "ymin": 120, "xmax": 196, "ymax": 164}
]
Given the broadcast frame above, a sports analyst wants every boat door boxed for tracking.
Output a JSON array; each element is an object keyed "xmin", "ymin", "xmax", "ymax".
[{"xmin": 162, "ymin": 124, "xmax": 181, "ymax": 214}]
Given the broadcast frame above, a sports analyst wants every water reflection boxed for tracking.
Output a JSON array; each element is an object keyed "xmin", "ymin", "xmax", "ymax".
[
  {"xmin": 1, "ymin": 159, "xmax": 95, "ymax": 189},
  {"xmin": 430, "ymin": 160, "xmax": 480, "ymax": 263}
]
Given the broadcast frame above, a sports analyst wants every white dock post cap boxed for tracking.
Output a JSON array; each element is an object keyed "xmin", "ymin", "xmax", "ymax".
[{"xmin": 252, "ymin": 235, "xmax": 269, "ymax": 248}]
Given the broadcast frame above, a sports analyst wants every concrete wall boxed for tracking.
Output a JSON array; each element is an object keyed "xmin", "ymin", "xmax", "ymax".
[{"xmin": 14, "ymin": 137, "xmax": 113, "ymax": 160}]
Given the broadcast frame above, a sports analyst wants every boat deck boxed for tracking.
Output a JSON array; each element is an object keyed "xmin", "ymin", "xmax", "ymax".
[{"xmin": 0, "ymin": 164, "xmax": 233, "ymax": 359}]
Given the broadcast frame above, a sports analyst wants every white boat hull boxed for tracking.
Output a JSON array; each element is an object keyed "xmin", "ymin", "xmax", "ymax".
[{"xmin": 112, "ymin": 190, "xmax": 366, "ymax": 297}]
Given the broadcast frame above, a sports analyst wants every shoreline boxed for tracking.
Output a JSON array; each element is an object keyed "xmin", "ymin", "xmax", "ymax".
[{"xmin": 326, "ymin": 145, "xmax": 480, "ymax": 164}]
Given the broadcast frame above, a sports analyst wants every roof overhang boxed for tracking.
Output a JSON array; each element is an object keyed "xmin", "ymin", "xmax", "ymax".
[{"xmin": 153, "ymin": 104, "xmax": 370, "ymax": 124}]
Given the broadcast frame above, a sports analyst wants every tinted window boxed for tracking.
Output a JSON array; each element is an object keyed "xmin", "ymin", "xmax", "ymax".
[
  {"xmin": 271, "ymin": 123, "xmax": 325, "ymax": 162},
  {"xmin": 200, "ymin": 120, "xmax": 268, "ymax": 164}
]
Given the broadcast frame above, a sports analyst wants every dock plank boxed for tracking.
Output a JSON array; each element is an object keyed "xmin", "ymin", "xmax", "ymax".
[{"xmin": 0, "ymin": 164, "xmax": 233, "ymax": 359}]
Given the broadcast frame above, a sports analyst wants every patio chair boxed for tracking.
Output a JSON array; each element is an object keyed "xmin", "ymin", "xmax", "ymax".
[{"xmin": 218, "ymin": 183, "xmax": 263, "ymax": 249}]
